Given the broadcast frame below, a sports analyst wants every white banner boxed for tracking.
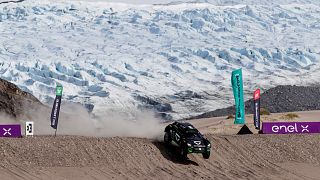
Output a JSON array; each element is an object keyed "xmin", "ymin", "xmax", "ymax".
[{"xmin": 25, "ymin": 121, "xmax": 34, "ymax": 136}]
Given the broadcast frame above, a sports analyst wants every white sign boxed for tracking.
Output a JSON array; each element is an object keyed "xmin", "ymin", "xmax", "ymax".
[{"xmin": 25, "ymin": 121, "xmax": 34, "ymax": 136}]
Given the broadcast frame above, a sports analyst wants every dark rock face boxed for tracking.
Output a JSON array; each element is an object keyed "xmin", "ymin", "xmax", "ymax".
[
  {"xmin": 133, "ymin": 94, "xmax": 173, "ymax": 120},
  {"xmin": 188, "ymin": 85, "xmax": 320, "ymax": 120},
  {"xmin": 171, "ymin": 90, "xmax": 204, "ymax": 100},
  {"xmin": 0, "ymin": 0, "xmax": 24, "ymax": 5},
  {"xmin": 84, "ymin": 103, "xmax": 95, "ymax": 113},
  {"xmin": 0, "ymin": 78, "xmax": 41, "ymax": 118}
]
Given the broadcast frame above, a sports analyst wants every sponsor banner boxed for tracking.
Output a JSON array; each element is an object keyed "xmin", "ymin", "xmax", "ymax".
[
  {"xmin": 254, "ymin": 89, "xmax": 260, "ymax": 100},
  {"xmin": 253, "ymin": 89, "xmax": 261, "ymax": 130},
  {"xmin": 25, "ymin": 121, "xmax": 34, "ymax": 136},
  {"xmin": 231, "ymin": 69, "xmax": 245, "ymax": 124},
  {"xmin": 50, "ymin": 85, "xmax": 63, "ymax": 130},
  {"xmin": 262, "ymin": 122, "xmax": 320, "ymax": 134},
  {"xmin": 0, "ymin": 124, "xmax": 21, "ymax": 137}
]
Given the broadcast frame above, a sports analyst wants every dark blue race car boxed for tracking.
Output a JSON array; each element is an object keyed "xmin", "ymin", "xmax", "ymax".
[{"xmin": 164, "ymin": 122, "xmax": 211, "ymax": 159}]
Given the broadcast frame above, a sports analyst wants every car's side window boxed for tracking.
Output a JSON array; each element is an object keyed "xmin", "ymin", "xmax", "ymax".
[
  {"xmin": 175, "ymin": 133, "xmax": 180, "ymax": 142},
  {"xmin": 170, "ymin": 129, "xmax": 174, "ymax": 138}
]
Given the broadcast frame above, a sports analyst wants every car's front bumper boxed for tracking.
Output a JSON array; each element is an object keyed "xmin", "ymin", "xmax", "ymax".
[{"xmin": 187, "ymin": 146, "xmax": 210, "ymax": 153}]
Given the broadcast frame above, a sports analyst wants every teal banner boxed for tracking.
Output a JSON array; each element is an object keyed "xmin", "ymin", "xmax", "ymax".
[{"xmin": 231, "ymin": 69, "xmax": 245, "ymax": 124}]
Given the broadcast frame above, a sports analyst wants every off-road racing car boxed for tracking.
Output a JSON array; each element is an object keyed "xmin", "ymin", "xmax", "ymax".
[{"xmin": 164, "ymin": 121, "xmax": 211, "ymax": 159}]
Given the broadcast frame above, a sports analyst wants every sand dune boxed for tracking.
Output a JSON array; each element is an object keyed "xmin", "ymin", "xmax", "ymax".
[
  {"xmin": 0, "ymin": 135, "xmax": 320, "ymax": 180},
  {"xmin": 1, "ymin": 111, "xmax": 320, "ymax": 180}
]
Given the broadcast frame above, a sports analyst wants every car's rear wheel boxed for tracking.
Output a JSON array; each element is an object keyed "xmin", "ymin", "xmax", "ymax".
[
  {"xmin": 202, "ymin": 151, "xmax": 210, "ymax": 159},
  {"xmin": 164, "ymin": 131, "xmax": 171, "ymax": 145}
]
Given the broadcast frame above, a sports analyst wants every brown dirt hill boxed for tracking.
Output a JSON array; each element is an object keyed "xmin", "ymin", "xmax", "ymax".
[
  {"xmin": 189, "ymin": 85, "xmax": 320, "ymax": 120},
  {"xmin": 0, "ymin": 134, "xmax": 319, "ymax": 180},
  {"xmin": 0, "ymin": 78, "xmax": 41, "ymax": 118}
]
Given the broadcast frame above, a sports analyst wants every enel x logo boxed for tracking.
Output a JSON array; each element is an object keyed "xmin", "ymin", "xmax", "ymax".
[
  {"xmin": 301, "ymin": 125, "xmax": 309, "ymax": 132},
  {"xmin": 3, "ymin": 128, "xmax": 11, "ymax": 136}
]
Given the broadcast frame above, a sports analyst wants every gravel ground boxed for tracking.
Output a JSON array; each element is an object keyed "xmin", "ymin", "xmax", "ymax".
[{"xmin": 0, "ymin": 134, "xmax": 319, "ymax": 179}]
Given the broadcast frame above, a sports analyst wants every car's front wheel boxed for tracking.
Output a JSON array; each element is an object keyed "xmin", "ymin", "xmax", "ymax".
[
  {"xmin": 164, "ymin": 131, "xmax": 171, "ymax": 145},
  {"xmin": 180, "ymin": 147, "xmax": 188, "ymax": 159},
  {"xmin": 202, "ymin": 151, "xmax": 210, "ymax": 159}
]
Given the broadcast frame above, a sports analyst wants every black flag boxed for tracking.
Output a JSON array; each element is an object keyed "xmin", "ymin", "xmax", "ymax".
[{"xmin": 50, "ymin": 85, "xmax": 63, "ymax": 130}]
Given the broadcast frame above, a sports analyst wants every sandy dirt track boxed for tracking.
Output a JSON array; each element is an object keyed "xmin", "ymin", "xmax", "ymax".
[{"xmin": 0, "ymin": 111, "xmax": 320, "ymax": 180}]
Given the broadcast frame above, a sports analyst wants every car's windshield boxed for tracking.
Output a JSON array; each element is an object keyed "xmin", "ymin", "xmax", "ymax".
[{"xmin": 185, "ymin": 132, "xmax": 201, "ymax": 138}]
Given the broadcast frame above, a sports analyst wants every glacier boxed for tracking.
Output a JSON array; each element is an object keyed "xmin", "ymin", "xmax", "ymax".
[{"xmin": 0, "ymin": 0, "xmax": 320, "ymax": 120}]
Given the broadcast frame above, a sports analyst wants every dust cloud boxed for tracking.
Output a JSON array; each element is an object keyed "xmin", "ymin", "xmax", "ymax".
[{"xmin": 16, "ymin": 102, "xmax": 165, "ymax": 140}]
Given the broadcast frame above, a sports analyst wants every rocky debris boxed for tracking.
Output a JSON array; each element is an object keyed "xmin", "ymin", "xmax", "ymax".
[
  {"xmin": 133, "ymin": 94, "xmax": 173, "ymax": 120},
  {"xmin": 189, "ymin": 85, "xmax": 320, "ymax": 119},
  {"xmin": 0, "ymin": 78, "xmax": 42, "ymax": 118},
  {"xmin": 170, "ymin": 90, "xmax": 204, "ymax": 100},
  {"xmin": 133, "ymin": 90, "xmax": 210, "ymax": 120}
]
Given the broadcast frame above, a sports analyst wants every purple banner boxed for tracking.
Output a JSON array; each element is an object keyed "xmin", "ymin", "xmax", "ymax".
[
  {"xmin": 262, "ymin": 122, "xmax": 320, "ymax": 134},
  {"xmin": 0, "ymin": 125, "xmax": 21, "ymax": 137}
]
